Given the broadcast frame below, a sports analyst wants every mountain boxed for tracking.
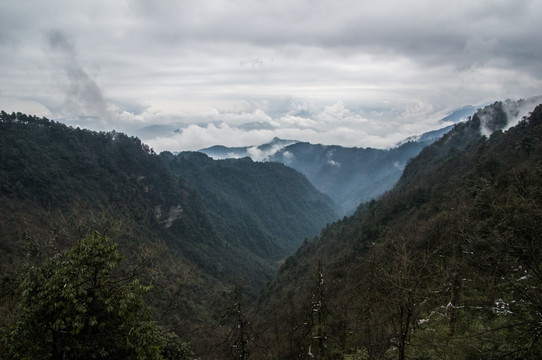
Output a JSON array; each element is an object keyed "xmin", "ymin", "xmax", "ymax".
[
  {"xmin": 0, "ymin": 112, "xmax": 336, "ymax": 286},
  {"xmin": 438, "ymin": 104, "xmax": 480, "ymax": 124},
  {"xmin": 137, "ymin": 106, "xmax": 477, "ymax": 160},
  {"xmin": 200, "ymin": 137, "xmax": 299, "ymax": 161},
  {"xmin": 0, "ymin": 112, "xmax": 222, "ymax": 274},
  {"xmin": 395, "ymin": 124, "xmax": 454, "ymax": 145},
  {"xmin": 202, "ymin": 99, "xmax": 541, "ymax": 216},
  {"xmin": 0, "ymin": 111, "xmax": 336, "ymax": 355},
  {"xmin": 201, "ymin": 127, "xmax": 453, "ymax": 215},
  {"xmin": 247, "ymin": 100, "xmax": 542, "ymax": 359},
  {"xmin": 160, "ymin": 151, "xmax": 337, "ymax": 262},
  {"xmin": 267, "ymin": 129, "xmax": 454, "ymax": 215}
]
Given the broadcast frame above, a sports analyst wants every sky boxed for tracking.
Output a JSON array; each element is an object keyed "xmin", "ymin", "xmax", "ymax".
[{"xmin": 1, "ymin": 0, "xmax": 541, "ymax": 152}]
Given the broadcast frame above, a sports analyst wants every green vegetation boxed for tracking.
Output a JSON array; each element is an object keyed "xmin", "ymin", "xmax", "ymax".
[
  {"xmin": 0, "ymin": 110, "xmax": 336, "ymax": 357},
  {"xmin": 1, "ymin": 101, "xmax": 541, "ymax": 359},
  {"xmin": 248, "ymin": 102, "xmax": 542, "ymax": 359},
  {"xmin": 1, "ymin": 231, "xmax": 191, "ymax": 359},
  {"xmin": 161, "ymin": 151, "xmax": 337, "ymax": 258}
]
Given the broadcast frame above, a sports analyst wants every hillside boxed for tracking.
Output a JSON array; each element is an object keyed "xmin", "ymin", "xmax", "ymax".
[
  {"xmin": 0, "ymin": 112, "xmax": 227, "ymax": 281},
  {"xmin": 0, "ymin": 111, "xmax": 336, "ymax": 283},
  {"xmin": 161, "ymin": 151, "xmax": 337, "ymax": 258},
  {"xmin": 267, "ymin": 132, "xmax": 451, "ymax": 215},
  {"xmin": 0, "ymin": 111, "xmax": 337, "ymax": 356},
  {"xmin": 201, "ymin": 127, "xmax": 453, "ymax": 215},
  {"xmin": 247, "ymin": 101, "xmax": 542, "ymax": 359}
]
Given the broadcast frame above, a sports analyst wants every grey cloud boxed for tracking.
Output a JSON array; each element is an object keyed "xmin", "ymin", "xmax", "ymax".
[
  {"xmin": 183, "ymin": 0, "xmax": 540, "ymax": 75},
  {"xmin": 46, "ymin": 30, "xmax": 110, "ymax": 123},
  {"xmin": 240, "ymin": 58, "xmax": 264, "ymax": 68},
  {"xmin": 47, "ymin": 30, "xmax": 77, "ymax": 57},
  {"xmin": 1, "ymin": 0, "xmax": 541, "ymax": 152},
  {"xmin": 239, "ymin": 122, "xmax": 276, "ymax": 131}
]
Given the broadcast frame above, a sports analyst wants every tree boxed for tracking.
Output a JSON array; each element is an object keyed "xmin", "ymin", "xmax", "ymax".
[
  {"xmin": 2, "ymin": 231, "xmax": 164, "ymax": 359},
  {"xmin": 216, "ymin": 282, "xmax": 253, "ymax": 360},
  {"xmin": 307, "ymin": 260, "xmax": 329, "ymax": 359},
  {"xmin": 293, "ymin": 260, "xmax": 330, "ymax": 359},
  {"xmin": 377, "ymin": 235, "xmax": 436, "ymax": 360},
  {"xmin": 231, "ymin": 283, "xmax": 251, "ymax": 360}
]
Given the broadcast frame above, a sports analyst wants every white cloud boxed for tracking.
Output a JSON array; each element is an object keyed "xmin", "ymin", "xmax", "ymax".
[
  {"xmin": 282, "ymin": 151, "xmax": 294, "ymax": 162},
  {"xmin": 0, "ymin": 98, "xmax": 52, "ymax": 118},
  {"xmin": 146, "ymin": 122, "xmax": 276, "ymax": 152},
  {"xmin": 318, "ymin": 101, "xmax": 369, "ymax": 125},
  {"xmin": 280, "ymin": 115, "xmax": 318, "ymax": 128},
  {"xmin": 247, "ymin": 143, "xmax": 291, "ymax": 162}
]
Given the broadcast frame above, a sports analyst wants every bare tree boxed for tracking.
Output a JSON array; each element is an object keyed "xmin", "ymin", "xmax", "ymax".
[{"xmin": 377, "ymin": 235, "xmax": 436, "ymax": 360}]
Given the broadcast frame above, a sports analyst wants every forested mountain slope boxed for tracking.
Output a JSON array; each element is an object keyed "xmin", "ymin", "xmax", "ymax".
[
  {"xmin": 248, "ymin": 101, "xmax": 542, "ymax": 359},
  {"xmin": 267, "ymin": 130, "xmax": 451, "ymax": 215},
  {"xmin": 161, "ymin": 151, "xmax": 337, "ymax": 257},
  {"xmin": 0, "ymin": 111, "xmax": 336, "ymax": 357},
  {"xmin": 0, "ymin": 111, "xmax": 335, "ymax": 286},
  {"xmin": 0, "ymin": 111, "xmax": 226, "ymax": 282},
  {"xmin": 201, "ymin": 127, "xmax": 453, "ymax": 215}
]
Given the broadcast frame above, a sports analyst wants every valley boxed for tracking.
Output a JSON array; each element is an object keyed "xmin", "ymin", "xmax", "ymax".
[
  {"xmin": 1, "ymin": 98, "xmax": 542, "ymax": 359},
  {"xmin": 200, "ymin": 126, "xmax": 454, "ymax": 215}
]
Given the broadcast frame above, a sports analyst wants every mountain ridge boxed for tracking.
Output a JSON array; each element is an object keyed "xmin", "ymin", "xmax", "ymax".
[
  {"xmin": 200, "ymin": 97, "xmax": 542, "ymax": 215},
  {"xmin": 201, "ymin": 126, "xmax": 453, "ymax": 215},
  {"xmin": 247, "ymin": 100, "xmax": 542, "ymax": 359},
  {"xmin": 160, "ymin": 150, "xmax": 337, "ymax": 258}
]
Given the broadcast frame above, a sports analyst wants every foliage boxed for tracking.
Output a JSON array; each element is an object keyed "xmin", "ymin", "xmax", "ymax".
[
  {"xmin": 249, "ymin": 102, "xmax": 542, "ymax": 359},
  {"xmin": 0, "ymin": 231, "xmax": 183, "ymax": 359},
  {"xmin": 0, "ymin": 110, "xmax": 339, "ymax": 357},
  {"xmin": 161, "ymin": 151, "xmax": 337, "ymax": 258},
  {"xmin": 158, "ymin": 332, "xmax": 194, "ymax": 360}
]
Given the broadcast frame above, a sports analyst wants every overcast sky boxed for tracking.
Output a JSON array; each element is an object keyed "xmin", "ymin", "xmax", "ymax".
[{"xmin": 1, "ymin": 0, "xmax": 541, "ymax": 152}]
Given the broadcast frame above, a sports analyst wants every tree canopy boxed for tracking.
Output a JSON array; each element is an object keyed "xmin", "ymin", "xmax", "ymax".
[
  {"xmin": 1, "ymin": 231, "xmax": 190, "ymax": 359},
  {"xmin": 248, "ymin": 103, "xmax": 542, "ymax": 359}
]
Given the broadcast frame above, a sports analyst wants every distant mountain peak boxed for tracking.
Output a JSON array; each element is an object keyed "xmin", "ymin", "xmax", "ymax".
[
  {"xmin": 439, "ymin": 105, "xmax": 480, "ymax": 124},
  {"xmin": 395, "ymin": 124, "xmax": 455, "ymax": 147},
  {"xmin": 199, "ymin": 138, "xmax": 299, "ymax": 160},
  {"xmin": 201, "ymin": 128, "xmax": 454, "ymax": 215}
]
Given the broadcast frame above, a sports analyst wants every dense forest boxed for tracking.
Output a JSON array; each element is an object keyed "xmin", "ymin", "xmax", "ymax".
[
  {"xmin": 1, "ymin": 100, "xmax": 541, "ymax": 359},
  {"xmin": 161, "ymin": 151, "xmax": 337, "ymax": 258},
  {"xmin": 200, "ymin": 127, "xmax": 453, "ymax": 215},
  {"xmin": 245, "ymin": 102, "xmax": 542, "ymax": 359},
  {"xmin": 0, "ymin": 110, "xmax": 335, "ymax": 358}
]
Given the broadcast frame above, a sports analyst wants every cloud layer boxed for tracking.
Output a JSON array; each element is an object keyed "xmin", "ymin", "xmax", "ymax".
[{"xmin": 1, "ymin": 0, "xmax": 541, "ymax": 151}]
